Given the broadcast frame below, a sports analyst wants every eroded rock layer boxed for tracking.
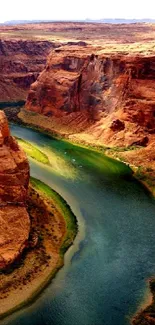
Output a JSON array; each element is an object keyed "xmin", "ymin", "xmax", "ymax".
[
  {"xmin": 25, "ymin": 46, "xmax": 155, "ymax": 147},
  {"xmin": 0, "ymin": 39, "xmax": 58, "ymax": 102},
  {"xmin": 0, "ymin": 111, "xmax": 30, "ymax": 269}
]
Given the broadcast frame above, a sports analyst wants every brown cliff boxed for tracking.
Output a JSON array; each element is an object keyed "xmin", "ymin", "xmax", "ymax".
[
  {"xmin": 2, "ymin": 22, "xmax": 155, "ymax": 105},
  {"xmin": 25, "ymin": 46, "xmax": 155, "ymax": 147},
  {"xmin": 0, "ymin": 111, "xmax": 30, "ymax": 269},
  {"xmin": 0, "ymin": 39, "xmax": 60, "ymax": 102}
]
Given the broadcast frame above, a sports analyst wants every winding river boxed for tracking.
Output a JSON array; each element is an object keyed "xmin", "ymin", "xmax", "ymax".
[{"xmin": 2, "ymin": 124, "xmax": 155, "ymax": 325}]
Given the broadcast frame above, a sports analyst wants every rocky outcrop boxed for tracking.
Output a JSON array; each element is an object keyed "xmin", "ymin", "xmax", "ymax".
[
  {"xmin": 110, "ymin": 119, "xmax": 125, "ymax": 132},
  {"xmin": 0, "ymin": 111, "xmax": 30, "ymax": 269},
  {"xmin": 0, "ymin": 36, "xmax": 89, "ymax": 103},
  {"xmin": 25, "ymin": 46, "xmax": 155, "ymax": 147}
]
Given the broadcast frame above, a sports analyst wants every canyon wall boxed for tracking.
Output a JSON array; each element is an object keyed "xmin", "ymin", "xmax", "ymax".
[
  {"xmin": 25, "ymin": 46, "xmax": 155, "ymax": 147},
  {"xmin": 0, "ymin": 39, "xmax": 59, "ymax": 102},
  {"xmin": 0, "ymin": 111, "xmax": 30, "ymax": 269}
]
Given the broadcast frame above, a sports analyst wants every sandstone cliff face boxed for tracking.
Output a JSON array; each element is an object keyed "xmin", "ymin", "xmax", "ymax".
[
  {"xmin": 25, "ymin": 46, "xmax": 155, "ymax": 146},
  {"xmin": 0, "ymin": 111, "xmax": 30, "ymax": 269}
]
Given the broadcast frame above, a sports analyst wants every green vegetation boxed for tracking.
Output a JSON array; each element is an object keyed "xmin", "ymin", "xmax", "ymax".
[
  {"xmin": 16, "ymin": 137, "xmax": 49, "ymax": 164},
  {"xmin": 134, "ymin": 166, "xmax": 146, "ymax": 181},
  {"xmin": 135, "ymin": 166, "xmax": 154, "ymax": 184},
  {"xmin": 105, "ymin": 145, "xmax": 143, "ymax": 153},
  {"xmin": 13, "ymin": 121, "xmax": 133, "ymax": 181},
  {"xmin": 50, "ymin": 140, "xmax": 133, "ymax": 178},
  {"xmin": 30, "ymin": 177, "xmax": 77, "ymax": 255},
  {"xmin": 134, "ymin": 165, "xmax": 155, "ymax": 197}
]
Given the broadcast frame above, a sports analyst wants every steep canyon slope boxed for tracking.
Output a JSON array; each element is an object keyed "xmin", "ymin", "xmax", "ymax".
[
  {"xmin": 0, "ymin": 38, "xmax": 58, "ymax": 102},
  {"xmin": 0, "ymin": 22, "xmax": 91, "ymax": 103},
  {"xmin": 25, "ymin": 46, "xmax": 155, "ymax": 150},
  {"xmin": 0, "ymin": 111, "xmax": 30, "ymax": 269}
]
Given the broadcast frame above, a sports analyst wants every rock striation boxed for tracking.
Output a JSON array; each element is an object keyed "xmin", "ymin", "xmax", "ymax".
[
  {"xmin": 25, "ymin": 46, "xmax": 155, "ymax": 147},
  {"xmin": 0, "ymin": 111, "xmax": 30, "ymax": 269},
  {"xmin": 0, "ymin": 39, "xmax": 59, "ymax": 102}
]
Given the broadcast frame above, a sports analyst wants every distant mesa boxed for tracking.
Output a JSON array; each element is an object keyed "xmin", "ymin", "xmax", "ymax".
[{"xmin": 1, "ymin": 18, "xmax": 155, "ymax": 26}]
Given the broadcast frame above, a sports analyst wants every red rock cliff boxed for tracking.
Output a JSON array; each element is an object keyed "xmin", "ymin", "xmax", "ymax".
[
  {"xmin": 0, "ymin": 39, "xmax": 59, "ymax": 102},
  {"xmin": 0, "ymin": 111, "xmax": 30, "ymax": 269},
  {"xmin": 25, "ymin": 46, "xmax": 155, "ymax": 147}
]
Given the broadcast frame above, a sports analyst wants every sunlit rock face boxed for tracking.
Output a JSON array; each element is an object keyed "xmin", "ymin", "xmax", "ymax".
[
  {"xmin": 25, "ymin": 46, "xmax": 155, "ymax": 147},
  {"xmin": 0, "ymin": 111, "xmax": 30, "ymax": 269}
]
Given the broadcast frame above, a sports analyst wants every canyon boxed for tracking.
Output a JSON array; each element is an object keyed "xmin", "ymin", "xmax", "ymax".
[
  {"xmin": 2, "ymin": 23, "xmax": 155, "ymax": 155},
  {"xmin": 1, "ymin": 21, "xmax": 155, "ymax": 263},
  {"xmin": 0, "ymin": 22, "xmax": 155, "ymax": 324},
  {"xmin": 21, "ymin": 28, "xmax": 155, "ymax": 195},
  {"xmin": 1, "ymin": 23, "xmax": 153, "ymax": 163},
  {"xmin": 25, "ymin": 47, "xmax": 155, "ymax": 149}
]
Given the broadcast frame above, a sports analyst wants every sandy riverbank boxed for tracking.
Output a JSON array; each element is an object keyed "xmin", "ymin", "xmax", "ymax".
[
  {"xmin": 132, "ymin": 278, "xmax": 155, "ymax": 325},
  {"xmin": 0, "ymin": 178, "xmax": 77, "ymax": 320}
]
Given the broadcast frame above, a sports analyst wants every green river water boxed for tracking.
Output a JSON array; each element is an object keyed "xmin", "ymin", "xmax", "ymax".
[{"xmin": 1, "ymin": 124, "xmax": 155, "ymax": 325}]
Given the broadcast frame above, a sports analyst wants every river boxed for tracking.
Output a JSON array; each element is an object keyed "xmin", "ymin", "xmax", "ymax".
[{"xmin": 2, "ymin": 124, "xmax": 155, "ymax": 325}]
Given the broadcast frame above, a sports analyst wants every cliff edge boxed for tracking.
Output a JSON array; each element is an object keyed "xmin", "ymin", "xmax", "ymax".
[
  {"xmin": 25, "ymin": 46, "xmax": 155, "ymax": 148},
  {"xmin": 0, "ymin": 111, "xmax": 30, "ymax": 269}
]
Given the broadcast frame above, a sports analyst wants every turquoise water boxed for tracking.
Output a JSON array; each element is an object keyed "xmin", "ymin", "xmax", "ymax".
[{"xmin": 2, "ymin": 124, "xmax": 155, "ymax": 325}]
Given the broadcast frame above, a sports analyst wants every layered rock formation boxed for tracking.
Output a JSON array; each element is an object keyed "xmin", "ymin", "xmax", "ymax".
[
  {"xmin": 0, "ymin": 111, "xmax": 30, "ymax": 269},
  {"xmin": 0, "ymin": 39, "xmax": 58, "ymax": 102},
  {"xmin": 25, "ymin": 46, "xmax": 155, "ymax": 147}
]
